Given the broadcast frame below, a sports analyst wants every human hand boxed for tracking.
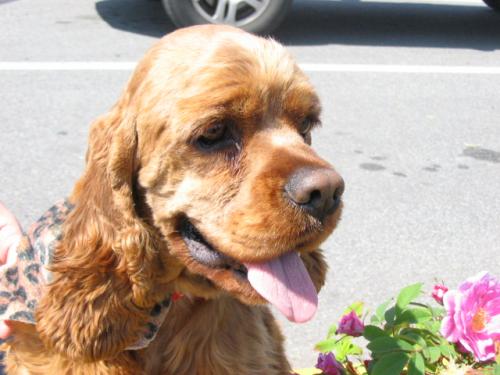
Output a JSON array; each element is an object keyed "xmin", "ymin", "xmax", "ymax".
[{"xmin": 0, "ymin": 201, "xmax": 23, "ymax": 339}]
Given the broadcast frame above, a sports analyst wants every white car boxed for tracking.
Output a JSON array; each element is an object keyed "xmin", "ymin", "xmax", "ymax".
[{"xmin": 161, "ymin": 0, "xmax": 500, "ymax": 35}]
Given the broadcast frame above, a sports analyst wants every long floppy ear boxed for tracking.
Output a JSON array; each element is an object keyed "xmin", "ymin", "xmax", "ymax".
[{"xmin": 35, "ymin": 104, "xmax": 173, "ymax": 361}]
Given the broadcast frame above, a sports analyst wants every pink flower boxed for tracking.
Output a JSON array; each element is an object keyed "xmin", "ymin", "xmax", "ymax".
[
  {"xmin": 315, "ymin": 352, "xmax": 345, "ymax": 375},
  {"xmin": 432, "ymin": 284, "xmax": 449, "ymax": 305},
  {"xmin": 441, "ymin": 271, "xmax": 500, "ymax": 362},
  {"xmin": 337, "ymin": 311, "xmax": 364, "ymax": 337}
]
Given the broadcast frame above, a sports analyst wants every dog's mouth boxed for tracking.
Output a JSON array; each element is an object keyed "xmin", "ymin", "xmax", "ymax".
[
  {"xmin": 180, "ymin": 218, "xmax": 248, "ymax": 279},
  {"xmin": 179, "ymin": 218, "xmax": 318, "ymax": 323}
]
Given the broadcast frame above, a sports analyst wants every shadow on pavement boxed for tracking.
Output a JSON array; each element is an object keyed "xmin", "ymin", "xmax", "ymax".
[
  {"xmin": 95, "ymin": 0, "xmax": 175, "ymax": 38},
  {"xmin": 277, "ymin": 0, "xmax": 500, "ymax": 50},
  {"xmin": 96, "ymin": 0, "xmax": 500, "ymax": 50}
]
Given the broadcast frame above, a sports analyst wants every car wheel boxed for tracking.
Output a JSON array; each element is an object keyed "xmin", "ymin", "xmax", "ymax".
[
  {"xmin": 483, "ymin": 0, "xmax": 500, "ymax": 10},
  {"xmin": 162, "ymin": 0, "xmax": 293, "ymax": 34}
]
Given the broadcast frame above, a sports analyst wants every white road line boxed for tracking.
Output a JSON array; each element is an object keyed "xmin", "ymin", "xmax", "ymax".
[
  {"xmin": 1, "ymin": 62, "xmax": 500, "ymax": 74},
  {"xmin": 0, "ymin": 62, "xmax": 136, "ymax": 71},
  {"xmin": 300, "ymin": 63, "xmax": 500, "ymax": 74}
]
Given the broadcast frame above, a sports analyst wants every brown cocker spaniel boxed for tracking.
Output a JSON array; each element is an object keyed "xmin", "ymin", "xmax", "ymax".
[{"xmin": 4, "ymin": 25, "xmax": 344, "ymax": 374}]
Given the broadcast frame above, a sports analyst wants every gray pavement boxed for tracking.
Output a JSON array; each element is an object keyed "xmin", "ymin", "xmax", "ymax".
[{"xmin": 1, "ymin": 0, "xmax": 500, "ymax": 369}]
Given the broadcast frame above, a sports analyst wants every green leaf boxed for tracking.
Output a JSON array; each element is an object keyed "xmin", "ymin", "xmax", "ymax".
[
  {"xmin": 367, "ymin": 337, "xmax": 399, "ymax": 353},
  {"xmin": 314, "ymin": 338, "xmax": 337, "ymax": 353},
  {"xmin": 494, "ymin": 363, "xmax": 500, "ymax": 375},
  {"xmin": 439, "ymin": 343, "xmax": 457, "ymax": 359},
  {"xmin": 363, "ymin": 325, "xmax": 387, "ymax": 341},
  {"xmin": 375, "ymin": 299, "xmax": 392, "ymax": 323},
  {"xmin": 371, "ymin": 352, "xmax": 410, "ymax": 375},
  {"xmin": 367, "ymin": 336, "xmax": 414, "ymax": 355},
  {"xmin": 430, "ymin": 306, "xmax": 445, "ymax": 318},
  {"xmin": 398, "ymin": 330, "xmax": 427, "ymax": 349},
  {"xmin": 425, "ymin": 320, "xmax": 442, "ymax": 334},
  {"xmin": 315, "ymin": 336, "xmax": 360, "ymax": 362},
  {"xmin": 396, "ymin": 283, "xmax": 423, "ymax": 315},
  {"xmin": 333, "ymin": 336, "xmax": 353, "ymax": 362},
  {"xmin": 384, "ymin": 306, "xmax": 397, "ymax": 327},
  {"xmin": 326, "ymin": 324, "xmax": 338, "ymax": 339},
  {"xmin": 347, "ymin": 343, "xmax": 363, "ymax": 356},
  {"xmin": 429, "ymin": 346, "xmax": 441, "ymax": 363},
  {"xmin": 343, "ymin": 301, "xmax": 364, "ymax": 316},
  {"xmin": 397, "ymin": 338, "xmax": 417, "ymax": 352},
  {"xmin": 422, "ymin": 346, "xmax": 441, "ymax": 363},
  {"xmin": 407, "ymin": 353, "xmax": 425, "ymax": 375},
  {"xmin": 395, "ymin": 307, "xmax": 433, "ymax": 325}
]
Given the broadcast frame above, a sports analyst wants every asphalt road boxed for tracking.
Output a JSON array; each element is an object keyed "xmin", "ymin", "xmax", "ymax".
[{"xmin": 1, "ymin": 0, "xmax": 500, "ymax": 369}]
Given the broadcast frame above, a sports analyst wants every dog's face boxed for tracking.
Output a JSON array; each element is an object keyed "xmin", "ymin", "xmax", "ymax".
[{"xmin": 111, "ymin": 26, "xmax": 343, "ymax": 321}]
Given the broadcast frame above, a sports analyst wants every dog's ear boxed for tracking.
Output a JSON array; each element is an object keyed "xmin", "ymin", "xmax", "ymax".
[
  {"xmin": 35, "ymin": 104, "xmax": 172, "ymax": 361},
  {"xmin": 105, "ymin": 109, "xmax": 168, "ymax": 307}
]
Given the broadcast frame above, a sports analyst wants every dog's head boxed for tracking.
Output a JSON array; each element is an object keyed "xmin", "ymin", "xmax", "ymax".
[{"xmin": 70, "ymin": 25, "xmax": 343, "ymax": 323}]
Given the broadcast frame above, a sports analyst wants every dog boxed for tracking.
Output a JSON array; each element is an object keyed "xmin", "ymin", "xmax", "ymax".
[{"xmin": 1, "ymin": 25, "xmax": 344, "ymax": 374}]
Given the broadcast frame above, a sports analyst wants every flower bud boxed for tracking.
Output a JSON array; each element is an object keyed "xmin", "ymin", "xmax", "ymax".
[
  {"xmin": 432, "ymin": 284, "xmax": 448, "ymax": 305},
  {"xmin": 315, "ymin": 352, "xmax": 345, "ymax": 375},
  {"xmin": 336, "ymin": 311, "xmax": 364, "ymax": 337}
]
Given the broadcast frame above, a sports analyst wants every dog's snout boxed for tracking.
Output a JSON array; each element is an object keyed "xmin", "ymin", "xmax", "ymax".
[{"xmin": 285, "ymin": 168, "xmax": 344, "ymax": 221}]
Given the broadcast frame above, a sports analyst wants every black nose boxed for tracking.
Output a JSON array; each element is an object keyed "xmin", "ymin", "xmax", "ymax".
[{"xmin": 285, "ymin": 168, "xmax": 345, "ymax": 221}]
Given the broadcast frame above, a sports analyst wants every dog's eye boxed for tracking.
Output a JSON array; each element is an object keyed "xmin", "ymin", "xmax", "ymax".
[
  {"xmin": 299, "ymin": 118, "xmax": 313, "ymax": 137},
  {"xmin": 204, "ymin": 123, "xmax": 226, "ymax": 141},
  {"xmin": 196, "ymin": 123, "xmax": 231, "ymax": 150}
]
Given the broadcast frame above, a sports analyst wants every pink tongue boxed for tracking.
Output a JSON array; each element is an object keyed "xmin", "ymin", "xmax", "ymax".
[{"xmin": 244, "ymin": 252, "xmax": 318, "ymax": 323}]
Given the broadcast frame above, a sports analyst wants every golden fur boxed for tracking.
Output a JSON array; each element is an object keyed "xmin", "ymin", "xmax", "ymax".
[{"xmin": 4, "ymin": 25, "xmax": 343, "ymax": 374}]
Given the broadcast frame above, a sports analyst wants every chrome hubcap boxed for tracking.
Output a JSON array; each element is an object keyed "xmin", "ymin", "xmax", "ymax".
[{"xmin": 192, "ymin": 0, "xmax": 271, "ymax": 27}]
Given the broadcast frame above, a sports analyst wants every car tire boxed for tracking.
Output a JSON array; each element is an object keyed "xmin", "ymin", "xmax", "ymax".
[
  {"xmin": 483, "ymin": 0, "xmax": 500, "ymax": 10},
  {"xmin": 162, "ymin": 0, "xmax": 293, "ymax": 35}
]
